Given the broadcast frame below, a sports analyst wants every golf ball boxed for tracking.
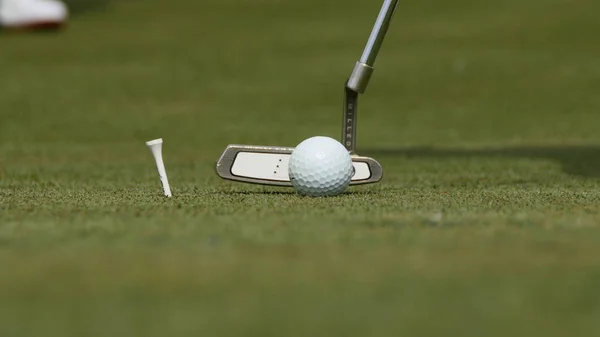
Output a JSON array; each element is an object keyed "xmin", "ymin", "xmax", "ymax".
[{"xmin": 288, "ymin": 136, "xmax": 354, "ymax": 196}]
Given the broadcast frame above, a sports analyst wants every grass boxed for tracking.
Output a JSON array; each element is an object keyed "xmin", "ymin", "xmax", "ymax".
[{"xmin": 1, "ymin": 0, "xmax": 600, "ymax": 335}]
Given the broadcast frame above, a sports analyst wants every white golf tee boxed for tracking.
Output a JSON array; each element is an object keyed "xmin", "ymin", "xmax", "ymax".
[{"xmin": 146, "ymin": 138, "xmax": 172, "ymax": 197}]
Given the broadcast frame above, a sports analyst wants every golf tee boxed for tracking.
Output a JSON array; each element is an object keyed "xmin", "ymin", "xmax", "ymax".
[{"xmin": 146, "ymin": 138, "xmax": 172, "ymax": 197}]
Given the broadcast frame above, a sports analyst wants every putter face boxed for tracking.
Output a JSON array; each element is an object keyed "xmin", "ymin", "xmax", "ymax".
[{"xmin": 216, "ymin": 144, "xmax": 383, "ymax": 186}]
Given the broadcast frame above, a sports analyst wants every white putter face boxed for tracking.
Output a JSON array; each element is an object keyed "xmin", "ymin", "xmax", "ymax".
[{"xmin": 216, "ymin": 145, "xmax": 383, "ymax": 186}]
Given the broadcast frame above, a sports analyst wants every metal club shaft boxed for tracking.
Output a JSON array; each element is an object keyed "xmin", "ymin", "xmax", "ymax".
[
  {"xmin": 346, "ymin": 0, "xmax": 400, "ymax": 93},
  {"xmin": 342, "ymin": 0, "xmax": 399, "ymax": 153}
]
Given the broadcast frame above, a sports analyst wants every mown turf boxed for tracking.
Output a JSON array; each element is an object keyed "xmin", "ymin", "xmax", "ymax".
[{"xmin": 1, "ymin": 0, "xmax": 600, "ymax": 336}]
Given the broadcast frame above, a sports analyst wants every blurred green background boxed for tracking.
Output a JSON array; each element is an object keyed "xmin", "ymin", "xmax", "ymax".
[{"xmin": 1, "ymin": 0, "xmax": 600, "ymax": 336}]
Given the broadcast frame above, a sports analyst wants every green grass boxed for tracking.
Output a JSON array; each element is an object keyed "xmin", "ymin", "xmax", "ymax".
[{"xmin": 2, "ymin": 0, "xmax": 600, "ymax": 335}]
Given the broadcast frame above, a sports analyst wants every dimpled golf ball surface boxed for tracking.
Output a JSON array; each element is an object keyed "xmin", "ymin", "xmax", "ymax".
[{"xmin": 289, "ymin": 136, "xmax": 354, "ymax": 196}]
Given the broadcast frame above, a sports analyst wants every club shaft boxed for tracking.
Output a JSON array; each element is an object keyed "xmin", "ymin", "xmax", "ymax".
[
  {"xmin": 346, "ymin": 0, "xmax": 399, "ymax": 93},
  {"xmin": 343, "ymin": 0, "xmax": 399, "ymax": 152},
  {"xmin": 360, "ymin": 0, "xmax": 399, "ymax": 67}
]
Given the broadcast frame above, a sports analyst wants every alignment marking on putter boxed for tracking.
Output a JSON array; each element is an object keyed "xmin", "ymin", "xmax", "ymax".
[
  {"xmin": 215, "ymin": 0, "xmax": 399, "ymax": 186},
  {"xmin": 146, "ymin": 138, "xmax": 172, "ymax": 197}
]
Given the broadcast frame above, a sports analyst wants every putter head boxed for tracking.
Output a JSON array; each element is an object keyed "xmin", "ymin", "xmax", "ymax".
[{"xmin": 215, "ymin": 144, "xmax": 383, "ymax": 186}]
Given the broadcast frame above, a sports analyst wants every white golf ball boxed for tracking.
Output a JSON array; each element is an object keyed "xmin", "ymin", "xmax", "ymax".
[{"xmin": 288, "ymin": 136, "xmax": 354, "ymax": 197}]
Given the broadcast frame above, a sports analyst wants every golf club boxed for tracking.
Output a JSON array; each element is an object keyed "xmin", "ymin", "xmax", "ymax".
[{"xmin": 216, "ymin": 0, "xmax": 399, "ymax": 186}]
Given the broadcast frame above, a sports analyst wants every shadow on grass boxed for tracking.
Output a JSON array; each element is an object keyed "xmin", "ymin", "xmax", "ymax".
[
  {"xmin": 362, "ymin": 145, "xmax": 600, "ymax": 178},
  {"xmin": 219, "ymin": 190, "xmax": 294, "ymax": 195},
  {"xmin": 219, "ymin": 190, "xmax": 377, "ymax": 196}
]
